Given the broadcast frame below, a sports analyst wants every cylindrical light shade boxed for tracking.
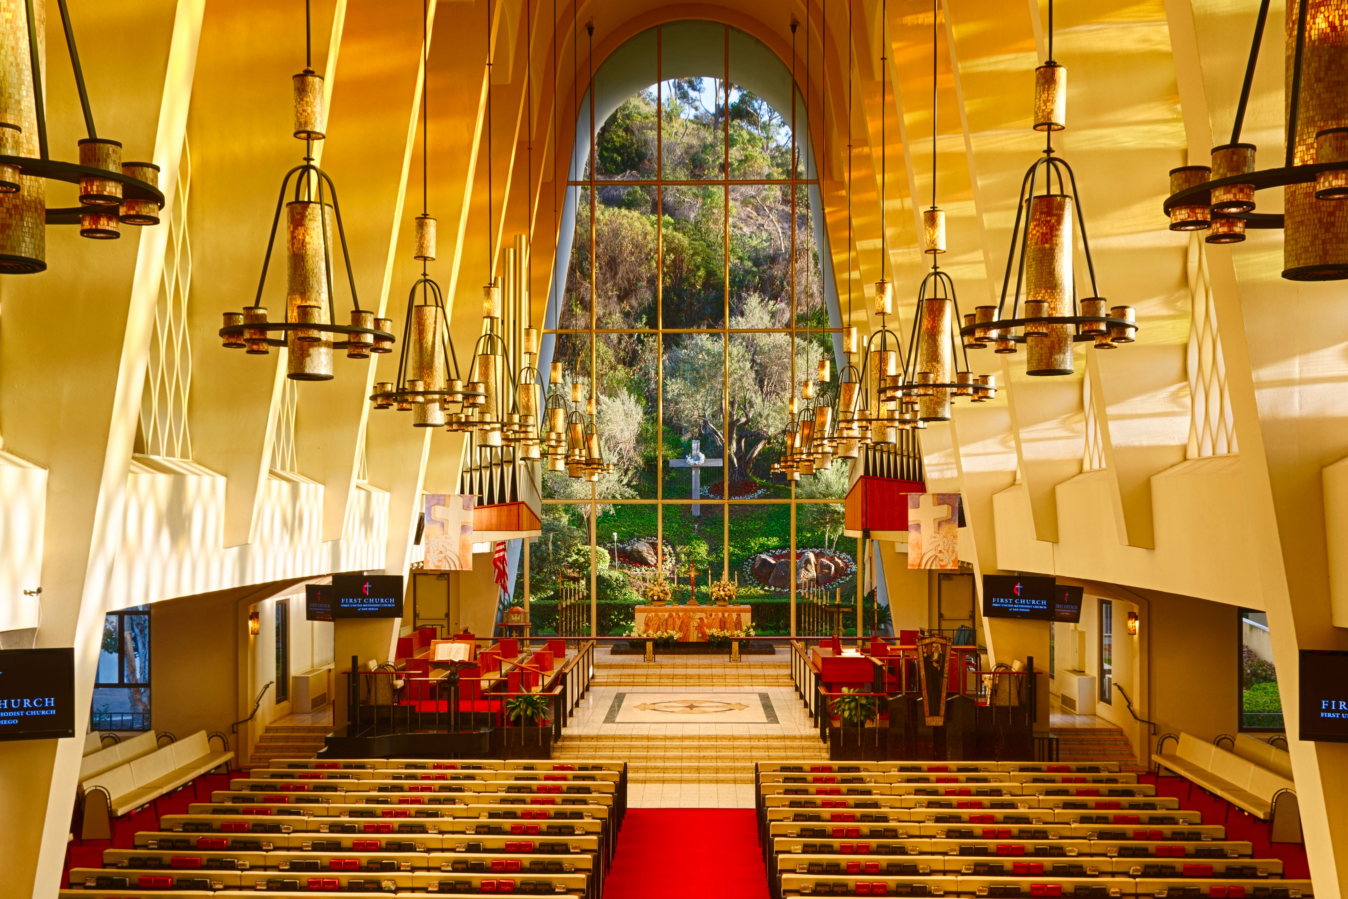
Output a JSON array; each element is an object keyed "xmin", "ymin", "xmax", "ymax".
[
  {"xmin": 1168, "ymin": 166, "xmax": 1212, "ymax": 231},
  {"xmin": 517, "ymin": 380, "xmax": 539, "ymax": 420},
  {"xmin": 372, "ymin": 317, "xmax": 394, "ymax": 353},
  {"xmin": 483, "ymin": 281, "xmax": 502, "ymax": 317},
  {"xmin": 1034, "ymin": 63, "xmax": 1067, "ymax": 132},
  {"xmin": 917, "ymin": 297, "xmax": 953, "ymax": 421},
  {"xmin": 1283, "ymin": 0, "xmax": 1348, "ymax": 279},
  {"xmin": 1205, "ymin": 216, "xmax": 1247, "ymax": 244},
  {"xmin": 1316, "ymin": 128, "xmax": 1348, "ymax": 200},
  {"xmin": 976, "ymin": 374, "xmax": 997, "ymax": 399},
  {"xmin": 80, "ymin": 209, "xmax": 119, "ymax": 240},
  {"xmin": 1079, "ymin": 297, "xmax": 1108, "ymax": 335},
  {"xmin": 244, "ymin": 306, "xmax": 270, "ymax": 354},
  {"xmin": 547, "ymin": 405, "xmax": 567, "ymax": 435},
  {"xmin": 974, "ymin": 305, "xmax": 999, "ymax": 344},
  {"xmin": 372, "ymin": 382, "xmax": 395, "ymax": 409},
  {"xmin": 414, "ymin": 214, "xmax": 437, "ymax": 260},
  {"xmin": 955, "ymin": 370, "xmax": 974, "ymax": 397},
  {"xmin": 410, "ymin": 304, "xmax": 447, "ymax": 425},
  {"xmin": 842, "ymin": 326, "xmax": 859, "ymax": 354},
  {"xmin": 294, "ymin": 304, "xmax": 324, "ymax": 342},
  {"xmin": 1209, "ymin": 144, "xmax": 1257, "ymax": 213},
  {"xmin": 874, "ymin": 279, "xmax": 893, "ymax": 316},
  {"xmin": 0, "ymin": 2, "xmax": 45, "ymax": 275},
  {"xmin": 476, "ymin": 351, "xmax": 500, "ymax": 420},
  {"xmin": 923, "ymin": 208, "xmax": 946, "ymax": 254},
  {"xmin": 347, "ymin": 309, "xmax": 374, "ymax": 358},
  {"xmin": 293, "ymin": 70, "xmax": 326, "ymax": 140},
  {"xmin": 1109, "ymin": 306, "xmax": 1137, "ymax": 344},
  {"xmin": 0, "ymin": 123, "xmax": 21, "ymax": 192},
  {"xmin": 994, "ymin": 337, "xmax": 1017, "ymax": 354},
  {"xmin": 286, "ymin": 200, "xmax": 335, "ymax": 380},
  {"xmin": 78, "ymin": 138, "xmax": 123, "ymax": 206},
  {"xmin": 119, "ymin": 161, "xmax": 161, "ymax": 225},
  {"xmin": 838, "ymin": 380, "xmax": 860, "ymax": 414},
  {"xmin": 963, "ymin": 313, "xmax": 982, "ymax": 349},
  {"xmin": 868, "ymin": 349, "xmax": 897, "ymax": 444},
  {"xmin": 1025, "ymin": 194, "xmax": 1074, "ymax": 376},
  {"xmin": 801, "ymin": 378, "xmax": 815, "ymax": 400},
  {"xmin": 523, "ymin": 327, "xmax": 539, "ymax": 356},
  {"xmin": 551, "ymin": 361, "xmax": 565, "ymax": 384},
  {"xmin": 817, "ymin": 358, "xmax": 831, "ymax": 383},
  {"xmin": 813, "ymin": 404, "xmax": 833, "ymax": 438},
  {"xmin": 222, "ymin": 312, "xmax": 246, "ymax": 348},
  {"xmin": 1023, "ymin": 299, "xmax": 1049, "ymax": 336}
]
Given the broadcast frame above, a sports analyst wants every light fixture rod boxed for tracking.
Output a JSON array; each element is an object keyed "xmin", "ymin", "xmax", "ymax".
[
  {"xmin": 1284, "ymin": 0, "xmax": 1309, "ymax": 169},
  {"xmin": 1230, "ymin": 0, "xmax": 1270, "ymax": 145},
  {"xmin": 56, "ymin": 0, "xmax": 97, "ymax": 140}
]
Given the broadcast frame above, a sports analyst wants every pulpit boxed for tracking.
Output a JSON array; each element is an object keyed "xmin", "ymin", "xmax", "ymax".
[{"xmin": 811, "ymin": 647, "xmax": 874, "ymax": 691}]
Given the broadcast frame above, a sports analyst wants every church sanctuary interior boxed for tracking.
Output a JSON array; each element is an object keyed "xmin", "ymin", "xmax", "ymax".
[{"xmin": 5, "ymin": 0, "xmax": 1348, "ymax": 895}]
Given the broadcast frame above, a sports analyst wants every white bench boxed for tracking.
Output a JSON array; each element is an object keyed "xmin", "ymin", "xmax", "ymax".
[
  {"xmin": 82, "ymin": 730, "xmax": 234, "ymax": 817},
  {"xmin": 1152, "ymin": 731, "xmax": 1293, "ymax": 820},
  {"xmin": 78, "ymin": 729, "xmax": 157, "ymax": 781},
  {"xmin": 1233, "ymin": 732, "xmax": 1294, "ymax": 779}
]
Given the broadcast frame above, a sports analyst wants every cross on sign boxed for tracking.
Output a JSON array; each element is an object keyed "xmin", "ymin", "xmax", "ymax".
[{"xmin": 666, "ymin": 439, "xmax": 723, "ymax": 516}]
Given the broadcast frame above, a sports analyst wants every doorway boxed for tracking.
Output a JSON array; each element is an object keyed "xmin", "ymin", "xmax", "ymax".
[{"xmin": 1098, "ymin": 599, "xmax": 1113, "ymax": 704}]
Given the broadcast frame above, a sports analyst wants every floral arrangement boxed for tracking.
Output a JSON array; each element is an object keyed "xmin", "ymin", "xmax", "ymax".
[
  {"xmin": 709, "ymin": 577, "xmax": 738, "ymax": 605},
  {"xmin": 643, "ymin": 578, "xmax": 673, "ymax": 605},
  {"xmin": 705, "ymin": 626, "xmax": 754, "ymax": 647},
  {"xmin": 643, "ymin": 627, "xmax": 681, "ymax": 646}
]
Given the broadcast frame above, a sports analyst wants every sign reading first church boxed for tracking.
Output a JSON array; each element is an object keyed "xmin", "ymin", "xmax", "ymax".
[
  {"xmin": 331, "ymin": 575, "xmax": 405, "ymax": 619},
  {"xmin": 0, "ymin": 647, "xmax": 76, "ymax": 742}
]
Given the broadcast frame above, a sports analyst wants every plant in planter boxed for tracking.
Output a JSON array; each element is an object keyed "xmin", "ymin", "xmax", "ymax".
[
  {"xmin": 643, "ymin": 578, "xmax": 673, "ymax": 607},
  {"xmin": 506, "ymin": 691, "xmax": 552, "ymax": 727},
  {"xmin": 830, "ymin": 687, "xmax": 885, "ymax": 761}
]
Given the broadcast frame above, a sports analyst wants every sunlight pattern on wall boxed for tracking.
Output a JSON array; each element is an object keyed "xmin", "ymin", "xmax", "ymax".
[
  {"xmin": 271, "ymin": 378, "xmax": 299, "ymax": 473},
  {"xmin": 1186, "ymin": 237, "xmax": 1237, "ymax": 458},
  {"xmin": 138, "ymin": 137, "xmax": 193, "ymax": 459}
]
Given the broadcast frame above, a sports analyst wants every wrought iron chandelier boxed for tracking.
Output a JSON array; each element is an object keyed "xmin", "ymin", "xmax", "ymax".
[
  {"xmin": 1162, "ymin": 0, "xmax": 1347, "ymax": 280},
  {"xmin": 0, "ymin": 0, "xmax": 165, "ymax": 273},
  {"xmin": 886, "ymin": 0, "xmax": 993, "ymax": 421},
  {"xmin": 370, "ymin": 0, "xmax": 481, "ymax": 424},
  {"xmin": 956, "ymin": 0, "xmax": 1137, "ymax": 376},
  {"xmin": 220, "ymin": 0, "xmax": 395, "ymax": 379}
]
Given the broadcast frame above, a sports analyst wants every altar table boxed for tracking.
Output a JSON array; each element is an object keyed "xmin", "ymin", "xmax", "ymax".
[{"xmin": 633, "ymin": 605, "xmax": 752, "ymax": 641}]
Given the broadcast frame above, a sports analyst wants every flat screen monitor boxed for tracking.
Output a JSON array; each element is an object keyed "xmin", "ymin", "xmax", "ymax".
[
  {"xmin": 982, "ymin": 574, "xmax": 1055, "ymax": 620},
  {"xmin": 1052, "ymin": 585, "xmax": 1084, "ymax": 623},
  {"xmin": 305, "ymin": 584, "xmax": 334, "ymax": 622},
  {"xmin": 331, "ymin": 574, "xmax": 404, "ymax": 619},
  {"xmin": 1300, "ymin": 650, "xmax": 1348, "ymax": 743},
  {"xmin": 0, "ymin": 648, "xmax": 76, "ymax": 742}
]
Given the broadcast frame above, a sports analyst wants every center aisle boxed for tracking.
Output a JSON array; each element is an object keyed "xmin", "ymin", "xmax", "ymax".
[{"xmin": 605, "ymin": 808, "xmax": 770, "ymax": 899}]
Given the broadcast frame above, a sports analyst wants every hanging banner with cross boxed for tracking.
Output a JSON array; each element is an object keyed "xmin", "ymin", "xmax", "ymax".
[
  {"xmin": 423, "ymin": 494, "xmax": 476, "ymax": 570},
  {"xmin": 907, "ymin": 493, "xmax": 961, "ymax": 570}
]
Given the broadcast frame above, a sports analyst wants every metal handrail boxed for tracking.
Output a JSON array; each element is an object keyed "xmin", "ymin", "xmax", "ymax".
[
  {"xmin": 230, "ymin": 681, "xmax": 273, "ymax": 734},
  {"xmin": 1112, "ymin": 683, "xmax": 1158, "ymax": 734}
]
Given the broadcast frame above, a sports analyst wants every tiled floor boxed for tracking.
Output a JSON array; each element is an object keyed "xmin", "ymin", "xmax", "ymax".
[
  {"xmin": 625, "ymin": 782, "xmax": 758, "ymax": 808},
  {"xmin": 565, "ymin": 684, "xmax": 815, "ymax": 736}
]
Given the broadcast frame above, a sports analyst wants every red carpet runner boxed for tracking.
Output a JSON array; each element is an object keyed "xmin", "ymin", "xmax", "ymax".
[{"xmin": 605, "ymin": 809, "xmax": 770, "ymax": 899}]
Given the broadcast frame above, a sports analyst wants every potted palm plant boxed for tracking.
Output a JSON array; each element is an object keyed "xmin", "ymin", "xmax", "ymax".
[
  {"xmin": 830, "ymin": 687, "xmax": 885, "ymax": 761},
  {"xmin": 502, "ymin": 690, "xmax": 553, "ymax": 760}
]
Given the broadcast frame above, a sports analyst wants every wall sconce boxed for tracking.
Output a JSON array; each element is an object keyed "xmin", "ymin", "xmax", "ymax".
[
  {"xmin": 1126, "ymin": 612, "xmax": 1139, "ymax": 636},
  {"xmin": 248, "ymin": 611, "xmax": 261, "ymax": 636}
]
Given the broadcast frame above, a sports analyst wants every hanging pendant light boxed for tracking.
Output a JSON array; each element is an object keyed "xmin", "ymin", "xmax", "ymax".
[
  {"xmin": 1161, "ymin": 0, "xmax": 1347, "ymax": 278},
  {"xmin": 891, "ymin": 0, "xmax": 988, "ymax": 421},
  {"xmin": 370, "ymin": 0, "xmax": 479, "ymax": 424},
  {"xmin": 0, "ymin": 0, "xmax": 164, "ymax": 272},
  {"xmin": 958, "ymin": 0, "xmax": 1136, "ymax": 375},
  {"xmin": 221, "ymin": 0, "xmax": 394, "ymax": 378}
]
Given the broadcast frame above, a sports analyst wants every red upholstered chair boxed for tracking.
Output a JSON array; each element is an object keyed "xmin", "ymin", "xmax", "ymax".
[
  {"xmin": 497, "ymin": 637, "xmax": 519, "ymax": 659},
  {"xmin": 869, "ymin": 637, "xmax": 890, "ymax": 657},
  {"xmin": 899, "ymin": 629, "xmax": 920, "ymax": 646},
  {"xmin": 533, "ymin": 650, "xmax": 554, "ymax": 673},
  {"xmin": 478, "ymin": 650, "xmax": 500, "ymax": 675},
  {"xmin": 416, "ymin": 625, "xmax": 438, "ymax": 648},
  {"xmin": 546, "ymin": 639, "xmax": 566, "ymax": 658},
  {"xmin": 522, "ymin": 668, "xmax": 539, "ymax": 690},
  {"xmin": 507, "ymin": 670, "xmax": 522, "ymax": 696},
  {"xmin": 459, "ymin": 665, "xmax": 484, "ymax": 700}
]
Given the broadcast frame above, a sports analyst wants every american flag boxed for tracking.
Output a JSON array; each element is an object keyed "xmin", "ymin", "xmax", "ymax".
[{"xmin": 493, "ymin": 541, "xmax": 509, "ymax": 594}]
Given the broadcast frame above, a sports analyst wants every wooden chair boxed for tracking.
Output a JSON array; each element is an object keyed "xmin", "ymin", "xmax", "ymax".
[{"xmin": 80, "ymin": 786, "xmax": 112, "ymax": 842}]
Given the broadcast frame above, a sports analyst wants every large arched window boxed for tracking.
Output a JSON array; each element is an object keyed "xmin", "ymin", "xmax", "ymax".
[{"xmin": 526, "ymin": 22, "xmax": 870, "ymax": 639}]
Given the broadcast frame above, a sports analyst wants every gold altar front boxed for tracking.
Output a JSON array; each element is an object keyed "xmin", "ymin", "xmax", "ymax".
[{"xmin": 633, "ymin": 605, "xmax": 752, "ymax": 641}]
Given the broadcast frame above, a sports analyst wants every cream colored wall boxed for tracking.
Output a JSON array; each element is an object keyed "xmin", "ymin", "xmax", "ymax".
[
  {"xmin": 452, "ymin": 552, "xmax": 504, "ymax": 640},
  {"xmin": 1147, "ymin": 589, "xmax": 1238, "ymax": 746},
  {"xmin": 0, "ymin": 450, "xmax": 46, "ymax": 631},
  {"xmin": 151, "ymin": 590, "xmax": 239, "ymax": 753},
  {"xmin": 875, "ymin": 542, "xmax": 931, "ymax": 635}
]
